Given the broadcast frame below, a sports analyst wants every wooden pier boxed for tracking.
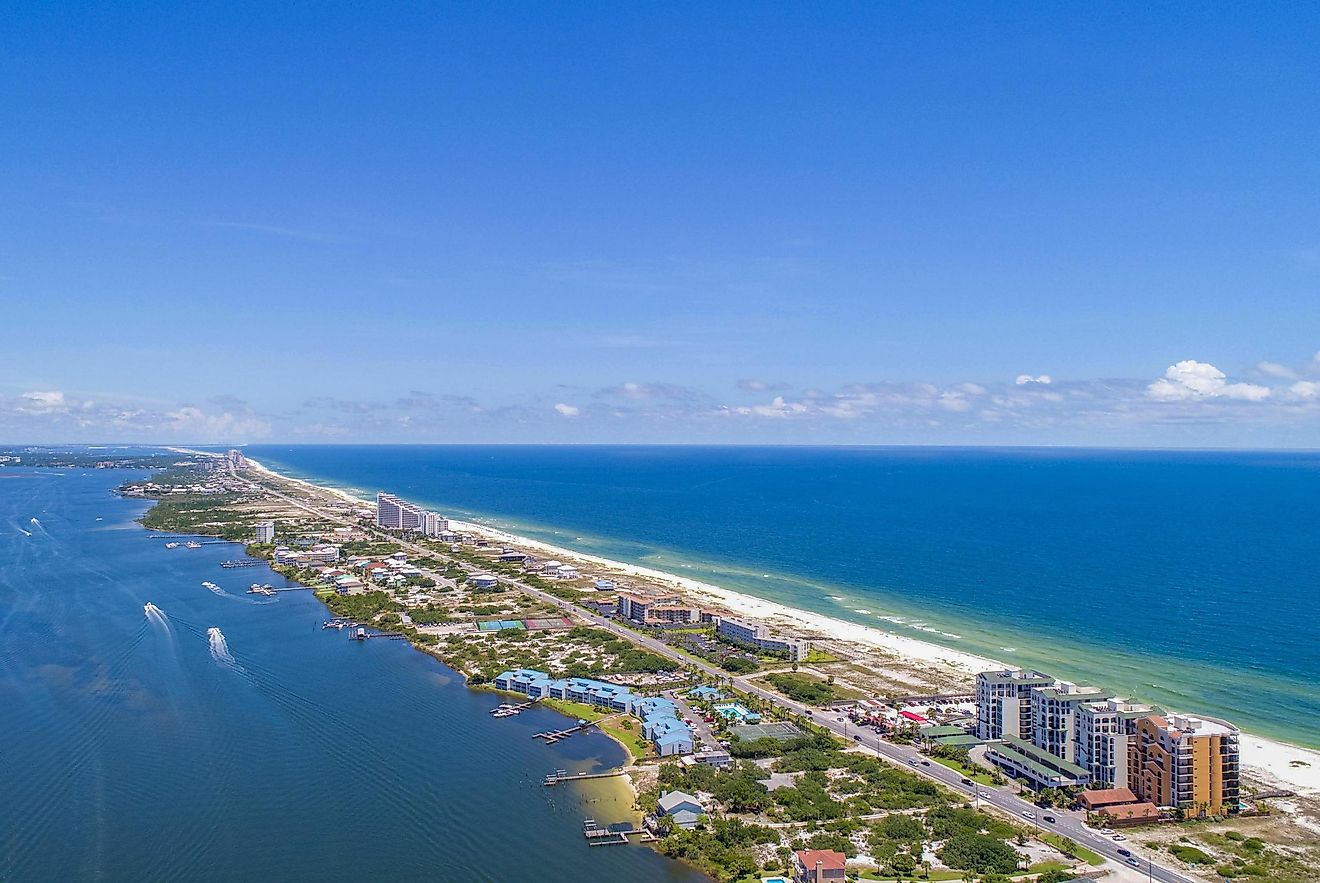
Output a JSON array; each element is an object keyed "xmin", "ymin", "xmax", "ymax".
[
  {"xmin": 581, "ymin": 818, "xmax": 656, "ymax": 845},
  {"xmin": 543, "ymin": 768, "xmax": 625, "ymax": 786},
  {"xmin": 220, "ymin": 559, "xmax": 263, "ymax": 568},
  {"xmin": 533, "ymin": 720, "xmax": 594, "ymax": 745}
]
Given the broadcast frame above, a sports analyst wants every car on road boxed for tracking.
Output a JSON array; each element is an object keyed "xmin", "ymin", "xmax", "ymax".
[
  {"xmin": 1042, "ymin": 814, "xmax": 1056, "ymax": 824},
  {"xmin": 1127, "ymin": 857, "xmax": 1141, "ymax": 868},
  {"xmin": 960, "ymin": 778, "xmax": 973, "ymax": 786},
  {"xmin": 977, "ymin": 790, "xmax": 991, "ymax": 799},
  {"xmin": 1117, "ymin": 848, "xmax": 1131, "ymax": 857},
  {"xmin": 907, "ymin": 759, "xmax": 919, "ymax": 766},
  {"xmin": 920, "ymin": 760, "xmax": 930, "ymax": 766},
  {"xmin": 1021, "ymin": 810, "xmax": 1036, "ymax": 820},
  {"xmin": 853, "ymin": 734, "xmax": 862, "ymax": 742}
]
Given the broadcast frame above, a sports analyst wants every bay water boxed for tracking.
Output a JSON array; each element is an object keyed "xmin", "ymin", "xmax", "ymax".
[{"xmin": 0, "ymin": 466, "xmax": 704, "ymax": 882}]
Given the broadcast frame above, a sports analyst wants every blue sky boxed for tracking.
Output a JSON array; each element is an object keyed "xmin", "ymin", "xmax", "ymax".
[{"xmin": 3, "ymin": 2, "xmax": 1320, "ymax": 446}]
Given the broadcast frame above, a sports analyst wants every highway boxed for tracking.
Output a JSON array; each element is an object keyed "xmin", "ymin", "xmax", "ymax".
[{"xmin": 251, "ymin": 468, "xmax": 1192, "ymax": 883}]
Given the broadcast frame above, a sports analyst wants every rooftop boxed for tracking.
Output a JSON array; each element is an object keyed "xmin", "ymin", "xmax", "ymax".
[{"xmin": 795, "ymin": 849, "xmax": 847, "ymax": 871}]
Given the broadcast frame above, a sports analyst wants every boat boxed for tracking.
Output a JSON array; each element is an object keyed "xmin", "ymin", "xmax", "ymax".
[
  {"xmin": 201, "ymin": 581, "xmax": 220, "ymax": 591},
  {"xmin": 165, "ymin": 542, "xmax": 180, "ymax": 549},
  {"xmin": 184, "ymin": 541, "xmax": 202, "ymax": 549},
  {"xmin": 247, "ymin": 583, "xmax": 277, "ymax": 596}
]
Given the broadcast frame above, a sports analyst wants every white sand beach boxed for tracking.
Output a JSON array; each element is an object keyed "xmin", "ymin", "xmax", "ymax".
[{"xmin": 243, "ymin": 455, "xmax": 1320, "ymax": 798}]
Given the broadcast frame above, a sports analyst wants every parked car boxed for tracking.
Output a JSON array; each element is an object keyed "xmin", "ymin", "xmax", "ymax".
[{"xmin": 1112, "ymin": 834, "xmax": 1126, "ymax": 841}]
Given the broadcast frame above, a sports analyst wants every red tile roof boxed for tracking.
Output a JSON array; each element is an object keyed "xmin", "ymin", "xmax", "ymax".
[
  {"xmin": 1080, "ymin": 787, "xmax": 1138, "ymax": 808},
  {"xmin": 795, "ymin": 849, "xmax": 846, "ymax": 871}
]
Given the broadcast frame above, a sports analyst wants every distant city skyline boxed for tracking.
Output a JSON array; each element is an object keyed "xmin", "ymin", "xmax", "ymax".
[{"xmin": 4, "ymin": 4, "xmax": 1320, "ymax": 447}]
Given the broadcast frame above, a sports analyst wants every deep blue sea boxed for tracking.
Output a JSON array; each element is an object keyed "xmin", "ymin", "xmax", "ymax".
[
  {"xmin": 0, "ymin": 466, "xmax": 704, "ymax": 882},
  {"xmin": 244, "ymin": 444, "xmax": 1320, "ymax": 750}
]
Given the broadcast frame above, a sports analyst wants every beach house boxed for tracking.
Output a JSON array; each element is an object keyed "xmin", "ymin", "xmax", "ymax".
[
  {"xmin": 793, "ymin": 849, "xmax": 847, "ymax": 882},
  {"xmin": 656, "ymin": 791, "xmax": 704, "ymax": 830}
]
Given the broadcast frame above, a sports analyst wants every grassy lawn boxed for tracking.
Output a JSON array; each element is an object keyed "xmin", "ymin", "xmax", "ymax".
[
  {"xmin": 930, "ymin": 755, "xmax": 996, "ymax": 786},
  {"xmin": 1039, "ymin": 831, "xmax": 1104, "ymax": 866},
  {"xmin": 540, "ymin": 698, "xmax": 651, "ymax": 761},
  {"xmin": 856, "ymin": 871, "xmax": 964, "ymax": 881}
]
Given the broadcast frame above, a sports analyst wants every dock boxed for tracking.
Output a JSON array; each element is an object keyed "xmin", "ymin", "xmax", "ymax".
[
  {"xmin": 220, "ymin": 559, "xmax": 263, "ymax": 568},
  {"xmin": 543, "ymin": 768, "xmax": 625, "ymax": 786},
  {"xmin": 581, "ymin": 818, "xmax": 656, "ymax": 845},
  {"xmin": 533, "ymin": 720, "xmax": 594, "ymax": 744},
  {"xmin": 349, "ymin": 628, "xmax": 406, "ymax": 641}
]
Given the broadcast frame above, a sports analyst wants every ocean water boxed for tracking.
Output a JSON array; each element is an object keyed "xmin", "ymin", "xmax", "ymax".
[
  {"xmin": 0, "ymin": 466, "xmax": 704, "ymax": 882},
  {"xmin": 245, "ymin": 444, "xmax": 1320, "ymax": 750}
]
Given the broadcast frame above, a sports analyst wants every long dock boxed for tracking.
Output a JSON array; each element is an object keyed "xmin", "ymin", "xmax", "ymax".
[
  {"xmin": 543, "ymin": 768, "xmax": 625, "ymax": 786},
  {"xmin": 220, "ymin": 559, "xmax": 263, "ymax": 568}
]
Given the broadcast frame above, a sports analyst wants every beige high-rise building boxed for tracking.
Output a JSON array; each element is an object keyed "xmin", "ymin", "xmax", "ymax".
[{"xmin": 1131, "ymin": 714, "xmax": 1240, "ymax": 817}]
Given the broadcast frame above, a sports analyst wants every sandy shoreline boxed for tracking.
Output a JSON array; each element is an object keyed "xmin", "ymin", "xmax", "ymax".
[{"xmin": 242, "ymin": 455, "xmax": 1320, "ymax": 797}]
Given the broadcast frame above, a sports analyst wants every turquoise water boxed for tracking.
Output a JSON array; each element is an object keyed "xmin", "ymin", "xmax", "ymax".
[
  {"xmin": 245, "ymin": 444, "xmax": 1320, "ymax": 750},
  {"xmin": 0, "ymin": 466, "xmax": 704, "ymax": 882}
]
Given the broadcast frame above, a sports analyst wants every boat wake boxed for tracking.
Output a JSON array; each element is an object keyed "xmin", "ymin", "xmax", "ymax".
[
  {"xmin": 207, "ymin": 627, "xmax": 240, "ymax": 668},
  {"xmin": 144, "ymin": 602, "xmax": 170, "ymax": 630}
]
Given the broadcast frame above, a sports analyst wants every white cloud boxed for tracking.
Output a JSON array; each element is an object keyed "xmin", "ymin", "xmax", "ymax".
[
  {"xmin": 1015, "ymin": 374, "xmax": 1052, "ymax": 386},
  {"xmin": 728, "ymin": 396, "xmax": 811, "ymax": 418},
  {"xmin": 164, "ymin": 406, "xmax": 271, "ymax": 439},
  {"xmin": 1290, "ymin": 381, "xmax": 1320, "ymax": 400},
  {"xmin": 553, "ymin": 403, "xmax": 580, "ymax": 417},
  {"xmin": 1256, "ymin": 361, "xmax": 1298, "ymax": 380},
  {"xmin": 19, "ymin": 390, "xmax": 71, "ymax": 413},
  {"xmin": 1147, "ymin": 360, "xmax": 1271, "ymax": 402}
]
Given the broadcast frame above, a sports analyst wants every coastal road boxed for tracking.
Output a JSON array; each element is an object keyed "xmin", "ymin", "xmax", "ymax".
[{"xmin": 247, "ymin": 468, "xmax": 1193, "ymax": 883}]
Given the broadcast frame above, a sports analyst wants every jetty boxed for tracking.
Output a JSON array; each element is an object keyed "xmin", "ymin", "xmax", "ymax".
[{"xmin": 220, "ymin": 559, "xmax": 263, "ymax": 568}]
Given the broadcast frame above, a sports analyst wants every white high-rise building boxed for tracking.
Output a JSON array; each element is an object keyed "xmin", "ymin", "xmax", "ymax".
[
  {"xmin": 1031, "ymin": 681, "xmax": 1110, "ymax": 763},
  {"xmin": 975, "ymin": 669, "xmax": 1054, "ymax": 742},
  {"xmin": 1076, "ymin": 698, "xmax": 1158, "ymax": 789},
  {"xmin": 254, "ymin": 521, "xmax": 275, "ymax": 544},
  {"xmin": 422, "ymin": 511, "xmax": 448, "ymax": 537}
]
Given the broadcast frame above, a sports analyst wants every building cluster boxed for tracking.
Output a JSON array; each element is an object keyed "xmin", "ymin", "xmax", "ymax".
[
  {"xmin": 224, "ymin": 449, "xmax": 248, "ymax": 470},
  {"xmin": 271, "ymin": 543, "xmax": 341, "ymax": 568},
  {"xmin": 375, "ymin": 492, "xmax": 449, "ymax": 537},
  {"xmin": 976, "ymin": 668, "xmax": 1239, "ymax": 818},
  {"xmin": 494, "ymin": 669, "xmax": 696, "ymax": 756},
  {"xmin": 714, "ymin": 615, "xmax": 811, "ymax": 662},
  {"xmin": 612, "ymin": 591, "xmax": 812, "ymax": 661}
]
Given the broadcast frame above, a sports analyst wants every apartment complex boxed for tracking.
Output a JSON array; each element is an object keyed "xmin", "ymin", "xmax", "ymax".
[
  {"xmin": 976, "ymin": 668, "xmax": 1239, "ymax": 814},
  {"xmin": 493, "ymin": 669, "xmax": 695, "ymax": 755},
  {"xmin": 1075, "ymin": 698, "xmax": 1160, "ymax": 789},
  {"xmin": 1032, "ymin": 681, "xmax": 1111, "ymax": 763},
  {"xmin": 375, "ymin": 492, "xmax": 447, "ymax": 536},
  {"xmin": 715, "ymin": 616, "xmax": 810, "ymax": 661},
  {"xmin": 1131, "ymin": 714, "xmax": 1240, "ymax": 817},
  {"xmin": 254, "ymin": 520, "xmax": 275, "ymax": 544},
  {"xmin": 616, "ymin": 592, "xmax": 715, "ymax": 627},
  {"xmin": 975, "ymin": 669, "xmax": 1053, "ymax": 741}
]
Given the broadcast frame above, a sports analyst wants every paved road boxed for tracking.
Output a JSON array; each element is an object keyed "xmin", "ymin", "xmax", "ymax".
[{"xmin": 252, "ymin": 470, "xmax": 1191, "ymax": 883}]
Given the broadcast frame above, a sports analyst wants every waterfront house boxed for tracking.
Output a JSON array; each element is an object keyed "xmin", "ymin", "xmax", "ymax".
[
  {"xmin": 793, "ymin": 848, "xmax": 846, "ymax": 882},
  {"xmin": 554, "ymin": 564, "xmax": 579, "ymax": 579},
  {"xmin": 657, "ymin": 791, "xmax": 704, "ymax": 829}
]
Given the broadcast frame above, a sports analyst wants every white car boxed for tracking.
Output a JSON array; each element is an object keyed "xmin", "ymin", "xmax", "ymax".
[
  {"xmin": 1112, "ymin": 834, "xmax": 1126, "ymax": 841},
  {"xmin": 1021, "ymin": 810, "xmax": 1036, "ymax": 820},
  {"xmin": 978, "ymin": 791, "xmax": 991, "ymax": 799}
]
